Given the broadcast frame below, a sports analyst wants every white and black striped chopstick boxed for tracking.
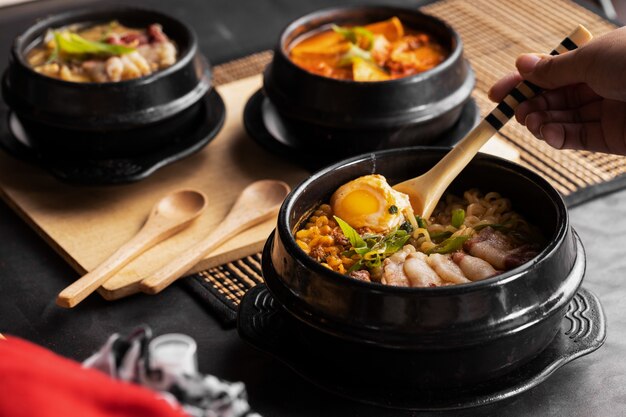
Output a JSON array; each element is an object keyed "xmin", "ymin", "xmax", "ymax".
[{"xmin": 485, "ymin": 25, "xmax": 593, "ymax": 131}]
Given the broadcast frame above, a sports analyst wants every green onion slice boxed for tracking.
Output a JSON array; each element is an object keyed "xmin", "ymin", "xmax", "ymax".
[
  {"xmin": 451, "ymin": 208, "xmax": 465, "ymax": 228},
  {"xmin": 54, "ymin": 31, "xmax": 135, "ymax": 56}
]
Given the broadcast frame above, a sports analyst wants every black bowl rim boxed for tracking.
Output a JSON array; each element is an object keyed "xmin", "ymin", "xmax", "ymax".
[
  {"xmin": 277, "ymin": 5, "xmax": 464, "ymax": 86},
  {"xmin": 277, "ymin": 146, "xmax": 570, "ymax": 296},
  {"xmin": 1, "ymin": 57, "xmax": 212, "ymax": 130},
  {"xmin": 11, "ymin": 5, "xmax": 197, "ymax": 88}
]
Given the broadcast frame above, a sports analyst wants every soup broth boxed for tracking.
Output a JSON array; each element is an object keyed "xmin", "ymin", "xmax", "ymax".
[
  {"xmin": 27, "ymin": 21, "xmax": 178, "ymax": 83},
  {"xmin": 289, "ymin": 17, "xmax": 447, "ymax": 81}
]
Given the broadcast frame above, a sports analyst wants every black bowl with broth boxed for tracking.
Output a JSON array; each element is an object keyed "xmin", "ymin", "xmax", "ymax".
[
  {"xmin": 262, "ymin": 147, "xmax": 584, "ymax": 388},
  {"xmin": 263, "ymin": 6, "xmax": 475, "ymax": 158},
  {"xmin": 1, "ymin": 6, "xmax": 211, "ymax": 157}
]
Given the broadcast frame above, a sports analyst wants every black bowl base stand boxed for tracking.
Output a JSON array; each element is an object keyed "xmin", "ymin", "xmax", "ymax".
[
  {"xmin": 0, "ymin": 89, "xmax": 225, "ymax": 185},
  {"xmin": 237, "ymin": 284, "xmax": 606, "ymax": 411},
  {"xmin": 243, "ymin": 89, "xmax": 479, "ymax": 171}
]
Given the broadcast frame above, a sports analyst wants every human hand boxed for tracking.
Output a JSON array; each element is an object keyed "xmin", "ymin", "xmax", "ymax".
[{"xmin": 488, "ymin": 26, "xmax": 626, "ymax": 154}]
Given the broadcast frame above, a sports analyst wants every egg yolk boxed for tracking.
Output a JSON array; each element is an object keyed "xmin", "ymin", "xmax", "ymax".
[{"xmin": 340, "ymin": 189, "xmax": 380, "ymax": 217}]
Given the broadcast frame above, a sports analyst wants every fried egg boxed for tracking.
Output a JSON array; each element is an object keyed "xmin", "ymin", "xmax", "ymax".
[{"xmin": 330, "ymin": 174, "xmax": 413, "ymax": 232}]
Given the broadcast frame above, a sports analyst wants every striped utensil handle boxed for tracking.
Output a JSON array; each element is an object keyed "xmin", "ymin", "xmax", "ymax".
[{"xmin": 485, "ymin": 24, "xmax": 593, "ymax": 131}]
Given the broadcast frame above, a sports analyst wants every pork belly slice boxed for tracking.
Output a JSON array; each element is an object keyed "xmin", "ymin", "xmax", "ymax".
[
  {"xmin": 348, "ymin": 269, "xmax": 371, "ymax": 283},
  {"xmin": 463, "ymin": 227, "xmax": 509, "ymax": 269},
  {"xmin": 504, "ymin": 244, "xmax": 540, "ymax": 269},
  {"xmin": 452, "ymin": 252, "xmax": 498, "ymax": 281},
  {"xmin": 403, "ymin": 252, "xmax": 445, "ymax": 288},
  {"xmin": 426, "ymin": 253, "xmax": 471, "ymax": 285},
  {"xmin": 464, "ymin": 227, "xmax": 540, "ymax": 270},
  {"xmin": 381, "ymin": 245, "xmax": 415, "ymax": 287}
]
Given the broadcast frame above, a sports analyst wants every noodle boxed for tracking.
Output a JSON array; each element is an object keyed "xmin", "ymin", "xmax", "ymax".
[{"xmin": 295, "ymin": 189, "xmax": 542, "ymax": 286}]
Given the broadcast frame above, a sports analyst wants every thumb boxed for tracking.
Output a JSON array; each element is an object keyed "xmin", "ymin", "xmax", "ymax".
[{"xmin": 516, "ymin": 50, "xmax": 588, "ymax": 90}]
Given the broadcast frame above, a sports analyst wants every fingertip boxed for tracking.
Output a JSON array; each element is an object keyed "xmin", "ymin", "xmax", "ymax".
[
  {"xmin": 488, "ymin": 72, "xmax": 523, "ymax": 102},
  {"xmin": 540, "ymin": 124, "xmax": 565, "ymax": 149},
  {"xmin": 525, "ymin": 112, "xmax": 543, "ymax": 135},
  {"xmin": 516, "ymin": 53, "xmax": 543, "ymax": 74},
  {"xmin": 487, "ymin": 83, "xmax": 504, "ymax": 102}
]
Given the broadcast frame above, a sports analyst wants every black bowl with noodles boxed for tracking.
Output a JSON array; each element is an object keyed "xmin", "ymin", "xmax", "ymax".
[
  {"xmin": 263, "ymin": 6, "xmax": 475, "ymax": 158},
  {"xmin": 262, "ymin": 147, "xmax": 584, "ymax": 389},
  {"xmin": 1, "ymin": 6, "xmax": 211, "ymax": 157}
]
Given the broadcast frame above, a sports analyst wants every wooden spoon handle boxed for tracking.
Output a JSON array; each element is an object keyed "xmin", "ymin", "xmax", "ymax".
[
  {"xmin": 140, "ymin": 208, "xmax": 278, "ymax": 295},
  {"xmin": 139, "ymin": 223, "xmax": 233, "ymax": 295},
  {"xmin": 417, "ymin": 25, "xmax": 593, "ymax": 218},
  {"xmin": 56, "ymin": 227, "xmax": 164, "ymax": 308}
]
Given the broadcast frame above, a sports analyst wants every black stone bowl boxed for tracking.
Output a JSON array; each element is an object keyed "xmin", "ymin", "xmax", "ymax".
[
  {"xmin": 1, "ymin": 6, "xmax": 210, "ymax": 157},
  {"xmin": 262, "ymin": 147, "xmax": 583, "ymax": 388},
  {"xmin": 263, "ymin": 6, "xmax": 475, "ymax": 158}
]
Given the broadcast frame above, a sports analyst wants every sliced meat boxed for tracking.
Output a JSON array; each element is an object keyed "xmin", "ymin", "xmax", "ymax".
[
  {"xmin": 148, "ymin": 23, "xmax": 168, "ymax": 43},
  {"xmin": 505, "ymin": 244, "xmax": 540, "ymax": 269},
  {"xmin": 403, "ymin": 252, "xmax": 444, "ymax": 287},
  {"xmin": 452, "ymin": 252, "xmax": 498, "ymax": 281},
  {"xmin": 381, "ymin": 245, "xmax": 415, "ymax": 287},
  {"xmin": 426, "ymin": 253, "xmax": 470, "ymax": 285},
  {"xmin": 464, "ymin": 227, "xmax": 539, "ymax": 270},
  {"xmin": 126, "ymin": 51, "xmax": 152, "ymax": 76},
  {"xmin": 464, "ymin": 227, "xmax": 511, "ymax": 270},
  {"xmin": 120, "ymin": 33, "xmax": 148, "ymax": 46},
  {"xmin": 120, "ymin": 55, "xmax": 142, "ymax": 79},
  {"xmin": 349, "ymin": 270, "xmax": 371, "ymax": 283},
  {"xmin": 105, "ymin": 56, "xmax": 123, "ymax": 82},
  {"xmin": 82, "ymin": 60, "xmax": 108, "ymax": 83},
  {"xmin": 156, "ymin": 42, "xmax": 177, "ymax": 67}
]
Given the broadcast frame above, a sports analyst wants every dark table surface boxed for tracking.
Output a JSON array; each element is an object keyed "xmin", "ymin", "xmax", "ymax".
[{"xmin": 1, "ymin": 0, "xmax": 625, "ymax": 416}]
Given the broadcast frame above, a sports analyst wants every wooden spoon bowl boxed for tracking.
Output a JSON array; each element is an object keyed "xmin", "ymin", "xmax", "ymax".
[
  {"xmin": 56, "ymin": 189, "xmax": 207, "ymax": 308},
  {"xmin": 140, "ymin": 180, "xmax": 291, "ymax": 294}
]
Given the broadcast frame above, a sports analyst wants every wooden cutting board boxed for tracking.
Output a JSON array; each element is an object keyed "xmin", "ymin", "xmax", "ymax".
[
  {"xmin": 0, "ymin": 74, "xmax": 519, "ymax": 301},
  {"xmin": 0, "ymin": 75, "xmax": 311, "ymax": 300}
]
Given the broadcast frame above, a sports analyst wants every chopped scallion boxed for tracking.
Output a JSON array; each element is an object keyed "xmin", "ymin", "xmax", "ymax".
[
  {"xmin": 54, "ymin": 31, "xmax": 135, "ymax": 56},
  {"xmin": 427, "ymin": 236, "xmax": 469, "ymax": 254},
  {"xmin": 451, "ymin": 208, "xmax": 465, "ymax": 228}
]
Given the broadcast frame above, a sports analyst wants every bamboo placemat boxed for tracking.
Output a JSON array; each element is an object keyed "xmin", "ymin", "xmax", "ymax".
[{"xmin": 182, "ymin": 0, "xmax": 624, "ymax": 325}]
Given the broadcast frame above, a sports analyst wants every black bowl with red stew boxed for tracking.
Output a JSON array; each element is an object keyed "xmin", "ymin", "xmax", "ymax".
[
  {"xmin": 1, "ymin": 6, "xmax": 211, "ymax": 157},
  {"xmin": 262, "ymin": 147, "xmax": 584, "ymax": 388},
  {"xmin": 262, "ymin": 6, "xmax": 475, "ymax": 158}
]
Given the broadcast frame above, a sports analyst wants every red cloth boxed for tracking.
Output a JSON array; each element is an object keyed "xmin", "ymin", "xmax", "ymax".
[{"xmin": 0, "ymin": 336, "xmax": 188, "ymax": 417}]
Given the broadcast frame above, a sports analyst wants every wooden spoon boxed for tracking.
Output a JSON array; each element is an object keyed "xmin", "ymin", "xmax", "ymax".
[
  {"xmin": 56, "ymin": 189, "xmax": 208, "ymax": 308},
  {"xmin": 393, "ymin": 25, "xmax": 593, "ymax": 219},
  {"xmin": 140, "ymin": 179, "xmax": 291, "ymax": 295}
]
